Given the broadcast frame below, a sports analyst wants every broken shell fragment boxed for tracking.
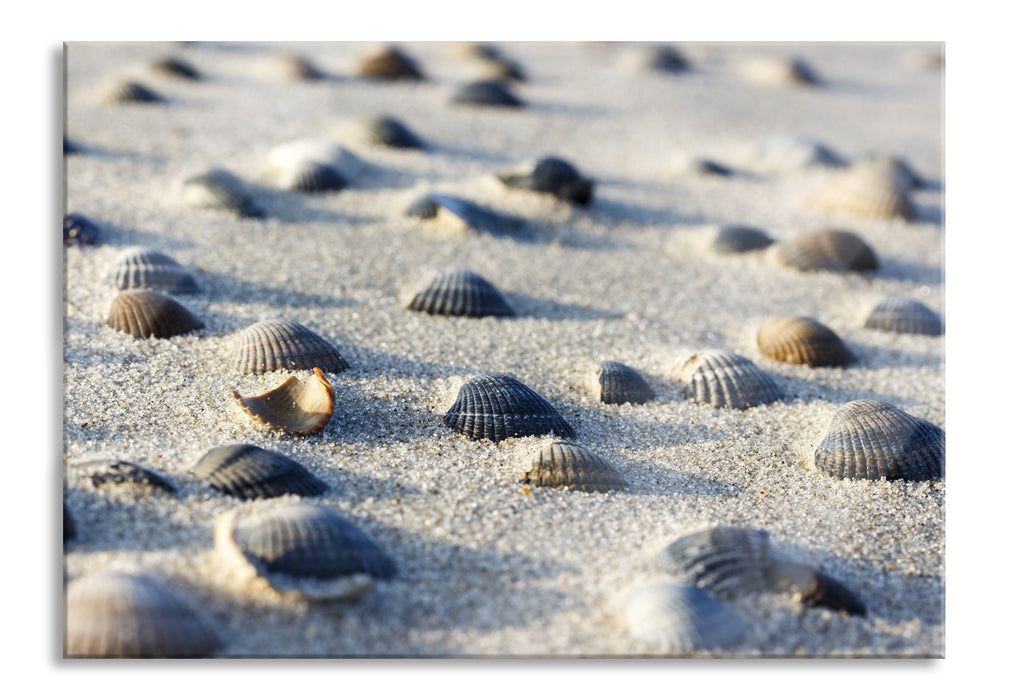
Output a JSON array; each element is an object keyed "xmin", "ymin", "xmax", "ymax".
[
  {"xmin": 681, "ymin": 350, "xmax": 783, "ymax": 410},
  {"xmin": 521, "ymin": 441, "xmax": 627, "ymax": 492},
  {"xmin": 450, "ymin": 80, "xmax": 524, "ymax": 108},
  {"xmin": 192, "ymin": 444, "xmax": 328, "ymax": 500},
  {"xmin": 443, "ymin": 373, "xmax": 576, "ymax": 442},
  {"xmin": 497, "ymin": 156, "xmax": 594, "ymax": 206},
  {"xmin": 230, "ymin": 319, "xmax": 350, "ymax": 374},
  {"xmin": 109, "ymin": 248, "xmax": 199, "ymax": 294},
  {"xmin": 772, "ymin": 230, "xmax": 878, "ymax": 273},
  {"xmin": 232, "ymin": 367, "xmax": 335, "ymax": 437},
  {"xmin": 83, "ymin": 459, "xmax": 176, "ymax": 494},
  {"xmin": 65, "ymin": 572, "xmax": 222, "ymax": 658},
  {"xmin": 181, "ymin": 169, "xmax": 263, "ymax": 218},
  {"xmin": 597, "ymin": 361, "xmax": 655, "ymax": 405},
  {"xmin": 357, "ymin": 45, "xmax": 423, "ymax": 80},
  {"xmin": 407, "ymin": 269, "xmax": 515, "ymax": 318},
  {"xmin": 624, "ymin": 583, "xmax": 746, "ymax": 652},
  {"xmin": 63, "ymin": 212, "xmax": 101, "ymax": 247},
  {"xmin": 863, "ymin": 296, "xmax": 943, "ymax": 336},
  {"xmin": 106, "ymin": 289, "xmax": 204, "ymax": 339},
  {"xmin": 806, "ymin": 161, "xmax": 916, "ymax": 221},
  {"xmin": 813, "ymin": 399, "xmax": 945, "ymax": 482},
  {"xmin": 757, "ymin": 316, "xmax": 854, "ymax": 367}
]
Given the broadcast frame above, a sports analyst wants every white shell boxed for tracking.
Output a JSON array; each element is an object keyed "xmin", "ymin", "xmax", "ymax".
[{"xmin": 624, "ymin": 583, "xmax": 746, "ymax": 652}]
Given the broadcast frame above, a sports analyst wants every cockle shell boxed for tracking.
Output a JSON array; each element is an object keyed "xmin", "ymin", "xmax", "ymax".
[
  {"xmin": 214, "ymin": 502, "xmax": 395, "ymax": 601},
  {"xmin": 101, "ymin": 79, "xmax": 166, "ymax": 104},
  {"xmin": 657, "ymin": 526, "xmax": 866, "ymax": 615},
  {"xmin": 264, "ymin": 139, "xmax": 364, "ymax": 188},
  {"xmin": 106, "ymin": 290, "xmax": 204, "ymax": 339},
  {"xmin": 407, "ymin": 269, "xmax": 515, "ymax": 318},
  {"xmin": 229, "ymin": 319, "xmax": 350, "ymax": 374},
  {"xmin": 192, "ymin": 444, "xmax": 328, "ymax": 500},
  {"xmin": 709, "ymin": 226, "xmax": 774, "ymax": 255},
  {"xmin": 63, "ymin": 212, "xmax": 101, "ymax": 246},
  {"xmin": 863, "ymin": 296, "xmax": 943, "ymax": 336},
  {"xmin": 109, "ymin": 248, "xmax": 199, "ymax": 294},
  {"xmin": 151, "ymin": 56, "xmax": 201, "ymax": 80},
  {"xmin": 232, "ymin": 367, "xmax": 335, "ymax": 437},
  {"xmin": 756, "ymin": 316, "xmax": 854, "ymax": 367},
  {"xmin": 65, "ymin": 573, "xmax": 222, "ymax": 658},
  {"xmin": 806, "ymin": 161, "xmax": 916, "ymax": 221},
  {"xmin": 346, "ymin": 114, "xmax": 424, "ymax": 149},
  {"xmin": 450, "ymin": 80, "xmax": 524, "ymax": 108},
  {"xmin": 443, "ymin": 373, "xmax": 576, "ymax": 442},
  {"xmin": 181, "ymin": 169, "xmax": 263, "ymax": 218},
  {"xmin": 597, "ymin": 361, "xmax": 655, "ymax": 405},
  {"xmin": 813, "ymin": 399, "xmax": 945, "ymax": 481},
  {"xmin": 745, "ymin": 134, "xmax": 847, "ymax": 173},
  {"xmin": 83, "ymin": 459, "xmax": 176, "ymax": 494},
  {"xmin": 624, "ymin": 583, "xmax": 746, "ymax": 652},
  {"xmin": 497, "ymin": 156, "xmax": 594, "ymax": 206},
  {"xmin": 405, "ymin": 194, "xmax": 526, "ymax": 237},
  {"xmin": 771, "ymin": 230, "xmax": 878, "ymax": 273},
  {"xmin": 357, "ymin": 46, "xmax": 423, "ymax": 80},
  {"xmin": 740, "ymin": 55, "xmax": 818, "ymax": 87},
  {"xmin": 474, "ymin": 55, "xmax": 526, "ymax": 82},
  {"xmin": 521, "ymin": 441, "xmax": 627, "ymax": 492},
  {"xmin": 854, "ymin": 154, "xmax": 929, "ymax": 191},
  {"xmin": 262, "ymin": 53, "xmax": 326, "ymax": 81},
  {"xmin": 631, "ymin": 45, "xmax": 691, "ymax": 74},
  {"xmin": 681, "ymin": 350, "xmax": 783, "ymax": 410}
]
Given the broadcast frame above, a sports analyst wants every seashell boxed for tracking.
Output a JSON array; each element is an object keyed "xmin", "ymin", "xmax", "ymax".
[
  {"xmin": 181, "ymin": 169, "xmax": 263, "ymax": 218},
  {"xmin": 813, "ymin": 399, "xmax": 945, "ymax": 482},
  {"xmin": 681, "ymin": 350, "xmax": 783, "ymax": 410},
  {"xmin": 232, "ymin": 367, "xmax": 335, "ymax": 437},
  {"xmin": 806, "ymin": 161, "xmax": 916, "ymax": 221},
  {"xmin": 450, "ymin": 42, "xmax": 502, "ymax": 60},
  {"xmin": 497, "ymin": 156, "xmax": 594, "ymax": 206},
  {"xmin": 746, "ymin": 134, "xmax": 847, "ymax": 173},
  {"xmin": 520, "ymin": 441, "xmax": 627, "ymax": 493},
  {"xmin": 740, "ymin": 55, "xmax": 818, "ymax": 87},
  {"xmin": 634, "ymin": 45, "xmax": 691, "ymax": 73},
  {"xmin": 709, "ymin": 226, "xmax": 774, "ymax": 255},
  {"xmin": 771, "ymin": 230, "xmax": 878, "ymax": 273},
  {"xmin": 83, "ymin": 459, "xmax": 176, "ymax": 493},
  {"xmin": 597, "ymin": 361, "xmax": 655, "ymax": 405},
  {"xmin": 407, "ymin": 269, "xmax": 515, "ymax": 318},
  {"xmin": 357, "ymin": 45, "xmax": 423, "ymax": 80},
  {"xmin": 450, "ymin": 80, "xmax": 524, "ymax": 108},
  {"xmin": 214, "ymin": 502, "xmax": 395, "ymax": 601},
  {"xmin": 263, "ymin": 53, "xmax": 326, "ymax": 81},
  {"xmin": 854, "ymin": 153, "xmax": 929, "ymax": 191},
  {"xmin": 151, "ymin": 56, "xmax": 201, "ymax": 80},
  {"xmin": 229, "ymin": 318, "xmax": 350, "ymax": 374},
  {"xmin": 475, "ymin": 55, "xmax": 526, "ymax": 82},
  {"xmin": 657, "ymin": 526, "xmax": 866, "ymax": 615},
  {"xmin": 106, "ymin": 289, "xmax": 204, "ymax": 339},
  {"xmin": 756, "ymin": 316, "xmax": 854, "ymax": 367},
  {"xmin": 674, "ymin": 156, "xmax": 733, "ymax": 177},
  {"xmin": 443, "ymin": 373, "xmax": 576, "ymax": 442},
  {"xmin": 63, "ymin": 212, "xmax": 101, "ymax": 246},
  {"xmin": 109, "ymin": 247, "xmax": 199, "ymax": 294},
  {"xmin": 65, "ymin": 573, "xmax": 222, "ymax": 658},
  {"xmin": 264, "ymin": 139, "xmax": 363, "ymax": 189},
  {"xmin": 64, "ymin": 502, "xmax": 75, "ymax": 543},
  {"xmin": 347, "ymin": 114, "xmax": 424, "ymax": 149},
  {"xmin": 101, "ymin": 79, "xmax": 166, "ymax": 104},
  {"xmin": 624, "ymin": 583, "xmax": 746, "ymax": 652},
  {"xmin": 405, "ymin": 194, "xmax": 526, "ymax": 237},
  {"xmin": 863, "ymin": 296, "xmax": 943, "ymax": 336},
  {"xmin": 192, "ymin": 444, "xmax": 328, "ymax": 500}
]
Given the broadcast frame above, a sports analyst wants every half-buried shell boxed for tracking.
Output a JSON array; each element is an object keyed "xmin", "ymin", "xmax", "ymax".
[
  {"xmin": 150, "ymin": 56, "xmax": 201, "ymax": 80},
  {"xmin": 624, "ymin": 583, "xmax": 746, "ymax": 652},
  {"xmin": 109, "ymin": 248, "xmax": 199, "ymax": 294},
  {"xmin": 83, "ymin": 459, "xmax": 177, "ymax": 494},
  {"xmin": 745, "ymin": 134, "xmax": 847, "ymax": 173},
  {"xmin": 739, "ymin": 55, "xmax": 818, "ymax": 87},
  {"xmin": 813, "ymin": 399, "xmax": 944, "ymax": 482},
  {"xmin": 229, "ymin": 319, "xmax": 350, "ymax": 374},
  {"xmin": 192, "ymin": 444, "xmax": 328, "ymax": 500},
  {"xmin": 863, "ymin": 297, "xmax": 943, "ymax": 336},
  {"xmin": 357, "ymin": 45, "xmax": 423, "ymax": 80},
  {"xmin": 521, "ymin": 441, "xmax": 627, "ymax": 492},
  {"xmin": 405, "ymin": 194, "xmax": 526, "ymax": 237},
  {"xmin": 806, "ymin": 161, "xmax": 916, "ymax": 221},
  {"xmin": 214, "ymin": 502, "xmax": 395, "ymax": 601},
  {"xmin": 407, "ymin": 269, "xmax": 515, "ymax": 318},
  {"xmin": 232, "ymin": 368, "xmax": 335, "ymax": 437},
  {"xmin": 681, "ymin": 350, "xmax": 783, "ymax": 410},
  {"xmin": 181, "ymin": 169, "xmax": 263, "ymax": 218},
  {"xmin": 450, "ymin": 80, "xmax": 524, "ymax": 108},
  {"xmin": 346, "ymin": 114, "xmax": 424, "ymax": 149},
  {"xmin": 107, "ymin": 290, "xmax": 204, "ymax": 339},
  {"xmin": 101, "ymin": 79, "xmax": 166, "ymax": 104},
  {"xmin": 597, "ymin": 361, "xmax": 655, "ymax": 405},
  {"xmin": 771, "ymin": 230, "xmax": 878, "ymax": 273},
  {"xmin": 63, "ymin": 213, "xmax": 101, "ymax": 247},
  {"xmin": 709, "ymin": 226, "xmax": 775, "ymax": 255},
  {"xmin": 756, "ymin": 316, "xmax": 854, "ymax": 367},
  {"xmin": 263, "ymin": 139, "xmax": 358, "ymax": 192},
  {"xmin": 65, "ymin": 572, "xmax": 222, "ymax": 658},
  {"xmin": 443, "ymin": 373, "xmax": 576, "ymax": 442},
  {"xmin": 262, "ymin": 53, "xmax": 327, "ymax": 81},
  {"xmin": 497, "ymin": 156, "xmax": 594, "ymax": 206}
]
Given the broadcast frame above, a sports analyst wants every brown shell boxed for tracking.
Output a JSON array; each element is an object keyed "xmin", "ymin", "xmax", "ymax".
[
  {"xmin": 806, "ymin": 162, "xmax": 915, "ymax": 221},
  {"xmin": 107, "ymin": 290, "xmax": 204, "ymax": 339},
  {"xmin": 521, "ymin": 441, "xmax": 628, "ymax": 493},
  {"xmin": 772, "ymin": 230, "xmax": 878, "ymax": 273},
  {"xmin": 357, "ymin": 46, "xmax": 423, "ymax": 80},
  {"xmin": 756, "ymin": 316, "xmax": 854, "ymax": 367},
  {"xmin": 232, "ymin": 367, "xmax": 335, "ymax": 437},
  {"xmin": 229, "ymin": 319, "xmax": 350, "ymax": 374}
]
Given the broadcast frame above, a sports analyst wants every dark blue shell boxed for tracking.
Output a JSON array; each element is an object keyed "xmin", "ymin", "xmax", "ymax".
[
  {"xmin": 193, "ymin": 444, "xmax": 329, "ymax": 500},
  {"xmin": 443, "ymin": 374, "xmax": 575, "ymax": 442}
]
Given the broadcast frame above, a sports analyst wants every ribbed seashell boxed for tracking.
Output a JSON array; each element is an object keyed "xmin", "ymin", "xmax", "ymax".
[
  {"xmin": 443, "ymin": 373, "xmax": 576, "ymax": 442},
  {"xmin": 264, "ymin": 139, "xmax": 363, "ymax": 188},
  {"xmin": 63, "ymin": 212, "xmax": 101, "ymax": 246},
  {"xmin": 813, "ymin": 399, "xmax": 945, "ymax": 482},
  {"xmin": 521, "ymin": 441, "xmax": 627, "ymax": 493},
  {"xmin": 214, "ymin": 502, "xmax": 395, "ymax": 601},
  {"xmin": 681, "ymin": 350, "xmax": 783, "ymax": 410},
  {"xmin": 740, "ymin": 55, "xmax": 818, "ymax": 87},
  {"xmin": 263, "ymin": 53, "xmax": 326, "ymax": 81},
  {"xmin": 450, "ymin": 80, "xmax": 524, "ymax": 108},
  {"xmin": 232, "ymin": 367, "xmax": 335, "ymax": 437},
  {"xmin": 597, "ymin": 361, "xmax": 655, "ymax": 405},
  {"xmin": 348, "ymin": 114, "xmax": 424, "ymax": 149},
  {"xmin": 806, "ymin": 162, "xmax": 916, "ymax": 221},
  {"xmin": 709, "ymin": 226, "xmax": 774, "ymax": 255},
  {"xmin": 65, "ymin": 573, "xmax": 222, "ymax": 658},
  {"xmin": 405, "ymin": 194, "xmax": 526, "ymax": 237},
  {"xmin": 106, "ymin": 290, "xmax": 204, "ymax": 339},
  {"xmin": 181, "ymin": 169, "xmax": 263, "ymax": 218},
  {"xmin": 101, "ymin": 79, "xmax": 166, "ymax": 104},
  {"xmin": 84, "ymin": 459, "xmax": 176, "ymax": 494},
  {"xmin": 657, "ymin": 526, "xmax": 866, "ymax": 615},
  {"xmin": 854, "ymin": 154, "xmax": 929, "ymax": 191},
  {"xmin": 772, "ymin": 230, "xmax": 878, "ymax": 273},
  {"xmin": 407, "ymin": 269, "xmax": 515, "ymax": 318},
  {"xmin": 64, "ymin": 502, "xmax": 74, "ymax": 543},
  {"xmin": 863, "ymin": 296, "xmax": 943, "ymax": 336},
  {"xmin": 151, "ymin": 56, "xmax": 201, "ymax": 80},
  {"xmin": 229, "ymin": 319, "xmax": 350, "ymax": 374},
  {"xmin": 357, "ymin": 46, "xmax": 423, "ymax": 80},
  {"xmin": 192, "ymin": 444, "xmax": 328, "ymax": 500},
  {"xmin": 109, "ymin": 248, "xmax": 199, "ymax": 294},
  {"xmin": 498, "ymin": 156, "xmax": 594, "ymax": 206},
  {"xmin": 624, "ymin": 583, "xmax": 746, "ymax": 652},
  {"xmin": 757, "ymin": 316, "xmax": 854, "ymax": 367},
  {"xmin": 746, "ymin": 134, "xmax": 847, "ymax": 173}
]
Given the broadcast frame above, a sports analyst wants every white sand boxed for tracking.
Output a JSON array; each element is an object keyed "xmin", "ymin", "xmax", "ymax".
[{"xmin": 60, "ymin": 41, "xmax": 945, "ymax": 659}]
